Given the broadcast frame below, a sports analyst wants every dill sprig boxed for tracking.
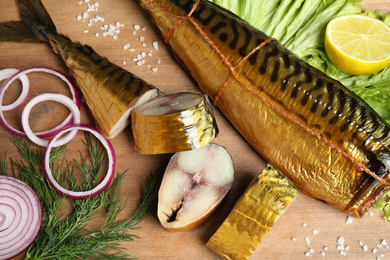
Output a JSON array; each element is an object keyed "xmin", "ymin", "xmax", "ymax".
[{"xmin": 0, "ymin": 134, "xmax": 159, "ymax": 260}]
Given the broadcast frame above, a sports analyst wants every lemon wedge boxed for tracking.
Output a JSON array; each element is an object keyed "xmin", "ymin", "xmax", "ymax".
[{"xmin": 325, "ymin": 14, "xmax": 390, "ymax": 75}]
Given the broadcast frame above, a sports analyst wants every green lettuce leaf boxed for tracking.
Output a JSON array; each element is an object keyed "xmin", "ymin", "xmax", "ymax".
[{"xmin": 208, "ymin": 0, "xmax": 390, "ymax": 124}]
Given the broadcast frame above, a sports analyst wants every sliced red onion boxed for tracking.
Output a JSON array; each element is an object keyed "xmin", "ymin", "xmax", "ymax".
[
  {"xmin": 0, "ymin": 67, "xmax": 80, "ymax": 138},
  {"xmin": 0, "ymin": 175, "xmax": 42, "ymax": 259},
  {"xmin": 0, "ymin": 68, "xmax": 30, "ymax": 111},
  {"xmin": 21, "ymin": 93, "xmax": 81, "ymax": 147},
  {"xmin": 44, "ymin": 124, "xmax": 116, "ymax": 199}
]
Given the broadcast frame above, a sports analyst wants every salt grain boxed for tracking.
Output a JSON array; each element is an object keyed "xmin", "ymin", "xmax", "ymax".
[
  {"xmin": 340, "ymin": 251, "xmax": 347, "ymax": 256},
  {"xmin": 324, "ymin": 247, "xmax": 328, "ymax": 251},
  {"xmin": 123, "ymin": 44, "xmax": 130, "ymax": 50},
  {"xmin": 153, "ymin": 41, "xmax": 159, "ymax": 50},
  {"xmin": 382, "ymin": 240, "xmax": 388, "ymax": 246},
  {"xmin": 320, "ymin": 252, "xmax": 326, "ymax": 257},
  {"xmin": 312, "ymin": 230, "xmax": 319, "ymax": 235},
  {"xmin": 337, "ymin": 245, "xmax": 345, "ymax": 251},
  {"xmin": 337, "ymin": 237, "xmax": 344, "ymax": 245},
  {"xmin": 152, "ymin": 67, "xmax": 158, "ymax": 72},
  {"xmin": 346, "ymin": 216, "xmax": 353, "ymax": 224},
  {"xmin": 134, "ymin": 25, "xmax": 140, "ymax": 30},
  {"xmin": 373, "ymin": 248, "xmax": 378, "ymax": 254},
  {"xmin": 305, "ymin": 237, "xmax": 311, "ymax": 245},
  {"xmin": 292, "ymin": 237, "xmax": 297, "ymax": 242},
  {"xmin": 363, "ymin": 245, "xmax": 368, "ymax": 251}
]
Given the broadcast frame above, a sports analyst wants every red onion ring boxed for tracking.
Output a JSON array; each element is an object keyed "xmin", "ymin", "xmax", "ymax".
[
  {"xmin": 44, "ymin": 124, "xmax": 116, "ymax": 199},
  {"xmin": 0, "ymin": 68, "xmax": 30, "ymax": 112},
  {"xmin": 21, "ymin": 93, "xmax": 81, "ymax": 147},
  {"xmin": 0, "ymin": 67, "xmax": 80, "ymax": 138},
  {"xmin": 0, "ymin": 175, "xmax": 42, "ymax": 260}
]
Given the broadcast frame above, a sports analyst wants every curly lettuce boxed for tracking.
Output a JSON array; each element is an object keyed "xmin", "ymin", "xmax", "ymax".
[{"xmin": 208, "ymin": 0, "xmax": 390, "ymax": 124}]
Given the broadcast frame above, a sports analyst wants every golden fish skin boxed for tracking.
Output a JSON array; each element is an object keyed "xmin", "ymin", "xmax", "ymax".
[
  {"xmin": 131, "ymin": 92, "xmax": 218, "ymax": 154},
  {"xmin": 206, "ymin": 164, "xmax": 297, "ymax": 260},
  {"xmin": 139, "ymin": 0, "xmax": 390, "ymax": 217},
  {"xmin": 51, "ymin": 38, "xmax": 159, "ymax": 139},
  {"xmin": 0, "ymin": 0, "xmax": 159, "ymax": 139}
]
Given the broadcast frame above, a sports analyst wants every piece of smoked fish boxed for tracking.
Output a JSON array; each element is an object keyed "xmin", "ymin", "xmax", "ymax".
[
  {"xmin": 139, "ymin": 0, "xmax": 390, "ymax": 217},
  {"xmin": 0, "ymin": 0, "xmax": 159, "ymax": 139}
]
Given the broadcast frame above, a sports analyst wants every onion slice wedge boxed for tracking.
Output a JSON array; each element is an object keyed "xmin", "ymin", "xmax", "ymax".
[
  {"xmin": 44, "ymin": 124, "xmax": 116, "ymax": 199},
  {"xmin": 21, "ymin": 93, "xmax": 81, "ymax": 147},
  {"xmin": 0, "ymin": 175, "xmax": 42, "ymax": 260},
  {"xmin": 0, "ymin": 68, "xmax": 30, "ymax": 111},
  {"xmin": 0, "ymin": 67, "xmax": 80, "ymax": 138}
]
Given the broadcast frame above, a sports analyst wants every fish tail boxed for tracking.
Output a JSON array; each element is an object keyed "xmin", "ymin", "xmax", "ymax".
[{"xmin": 0, "ymin": 0, "xmax": 57, "ymax": 43}]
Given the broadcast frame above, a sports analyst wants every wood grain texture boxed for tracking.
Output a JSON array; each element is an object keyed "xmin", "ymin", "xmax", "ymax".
[{"xmin": 0, "ymin": 1, "xmax": 389, "ymax": 259}]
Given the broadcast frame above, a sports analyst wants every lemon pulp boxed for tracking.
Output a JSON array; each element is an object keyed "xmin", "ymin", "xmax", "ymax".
[{"xmin": 325, "ymin": 14, "xmax": 390, "ymax": 75}]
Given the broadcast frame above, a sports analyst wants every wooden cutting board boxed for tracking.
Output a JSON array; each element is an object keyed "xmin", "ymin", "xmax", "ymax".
[{"xmin": 1, "ymin": 0, "xmax": 389, "ymax": 259}]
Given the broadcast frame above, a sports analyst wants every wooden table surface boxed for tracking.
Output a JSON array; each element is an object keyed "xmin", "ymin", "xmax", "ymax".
[{"xmin": 1, "ymin": 0, "xmax": 390, "ymax": 259}]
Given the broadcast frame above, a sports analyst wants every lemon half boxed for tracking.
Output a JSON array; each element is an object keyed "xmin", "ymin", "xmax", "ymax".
[{"xmin": 325, "ymin": 14, "xmax": 390, "ymax": 75}]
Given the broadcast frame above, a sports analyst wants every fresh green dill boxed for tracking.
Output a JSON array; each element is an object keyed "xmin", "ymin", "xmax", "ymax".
[{"xmin": 0, "ymin": 134, "xmax": 159, "ymax": 260}]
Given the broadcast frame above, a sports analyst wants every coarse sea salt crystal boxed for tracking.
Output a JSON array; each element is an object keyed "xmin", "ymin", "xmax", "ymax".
[
  {"xmin": 340, "ymin": 251, "xmax": 347, "ymax": 256},
  {"xmin": 373, "ymin": 248, "xmax": 378, "ymax": 254},
  {"xmin": 123, "ymin": 44, "xmax": 130, "ymax": 50},
  {"xmin": 337, "ymin": 245, "xmax": 345, "ymax": 251},
  {"xmin": 153, "ymin": 41, "xmax": 159, "ymax": 50},
  {"xmin": 320, "ymin": 252, "xmax": 326, "ymax": 257},
  {"xmin": 346, "ymin": 216, "xmax": 353, "ymax": 224},
  {"xmin": 134, "ymin": 25, "xmax": 140, "ymax": 30},
  {"xmin": 337, "ymin": 237, "xmax": 345, "ymax": 245},
  {"xmin": 312, "ymin": 229, "xmax": 319, "ymax": 235},
  {"xmin": 152, "ymin": 67, "xmax": 158, "ymax": 72},
  {"xmin": 382, "ymin": 239, "xmax": 388, "ymax": 246},
  {"xmin": 292, "ymin": 237, "xmax": 297, "ymax": 242},
  {"xmin": 363, "ymin": 245, "xmax": 368, "ymax": 251}
]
